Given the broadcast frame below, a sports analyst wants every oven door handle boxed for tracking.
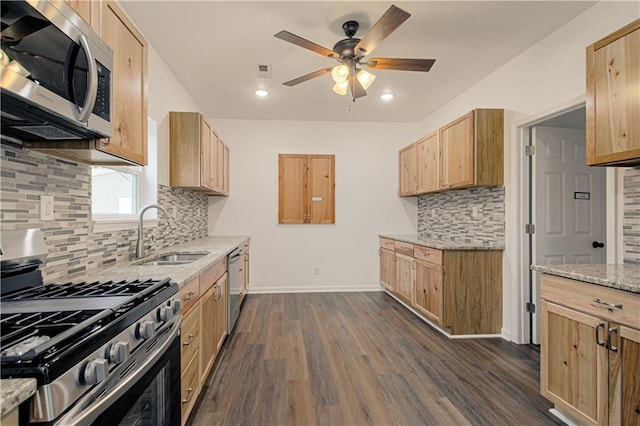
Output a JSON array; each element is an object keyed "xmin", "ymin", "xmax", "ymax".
[{"xmin": 54, "ymin": 315, "xmax": 182, "ymax": 426}]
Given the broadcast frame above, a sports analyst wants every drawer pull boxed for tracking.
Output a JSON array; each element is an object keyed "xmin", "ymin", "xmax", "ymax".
[
  {"xmin": 607, "ymin": 327, "xmax": 619, "ymax": 352},
  {"xmin": 593, "ymin": 298, "xmax": 623, "ymax": 310},
  {"xmin": 595, "ymin": 323, "xmax": 606, "ymax": 347},
  {"xmin": 182, "ymin": 333, "xmax": 194, "ymax": 347},
  {"xmin": 182, "ymin": 387, "xmax": 194, "ymax": 404},
  {"xmin": 183, "ymin": 291, "xmax": 195, "ymax": 302}
]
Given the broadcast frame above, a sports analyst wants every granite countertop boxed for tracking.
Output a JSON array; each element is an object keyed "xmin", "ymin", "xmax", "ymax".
[
  {"xmin": 1, "ymin": 378, "xmax": 37, "ymax": 416},
  {"xmin": 379, "ymin": 234, "xmax": 504, "ymax": 250},
  {"xmin": 55, "ymin": 235, "xmax": 250, "ymax": 289},
  {"xmin": 532, "ymin": 263, "xmax": 640, "ymax": 294}
]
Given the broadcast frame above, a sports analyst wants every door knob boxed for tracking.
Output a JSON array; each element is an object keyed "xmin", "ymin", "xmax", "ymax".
[{"xmin": 592, "ymin": 241, "xmax": 604, "ymax": 248}]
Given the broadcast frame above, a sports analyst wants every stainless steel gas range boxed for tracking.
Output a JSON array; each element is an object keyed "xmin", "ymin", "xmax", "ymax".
[{"xmin": 0, "ymin": 230, "xmax": 182, "ymax": 426}]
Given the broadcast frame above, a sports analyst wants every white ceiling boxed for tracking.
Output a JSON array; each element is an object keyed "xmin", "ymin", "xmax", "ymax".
[{"xmin": 120, "ymin": 1, "xmax": 596, "ymax": 123}]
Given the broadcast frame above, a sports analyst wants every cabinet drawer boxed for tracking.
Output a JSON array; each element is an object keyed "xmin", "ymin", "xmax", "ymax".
[
  {"xmin": 394, "ymin": 240, "xmax": 414, "ymax": 256},
  {"xmin": 380, "ymin": 238, "xmax": 395, "ymax": 251},
  {"xmin": 180, "ymin": 351, "xmax": 200, "ymax": 425},
  {"xmin": 180, "ymin": 277, "xmax": 200, "ymax": 315},
  {"xmin": 180, "ymin": 303, "xmax": 200, "ymax": 373},
  {"xmin": 541, "ymin": 274, "xmax": 640, "ymax": 329},
  {"xmin": 200, "ymin": 258, "xmax": 227, "ymax": 294},
  {"xmin": 414, "ymin": 245, "xmax": 442, "ymax": 265}
]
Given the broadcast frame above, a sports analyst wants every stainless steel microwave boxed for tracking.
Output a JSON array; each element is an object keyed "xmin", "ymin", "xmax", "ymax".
[{"xmin": 1, "ymin": 0, "xmax": 113, "ymax": 141}]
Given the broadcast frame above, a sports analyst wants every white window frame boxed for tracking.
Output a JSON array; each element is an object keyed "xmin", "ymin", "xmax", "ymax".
[{"xmin": 92, "ymin": 117, "xmax": 158, "ymax": 233}]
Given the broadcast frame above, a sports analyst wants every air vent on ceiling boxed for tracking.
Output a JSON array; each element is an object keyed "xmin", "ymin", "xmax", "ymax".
[{"xmin": 256, "ymin": 64, "xmax": 272, "ymax": 79}]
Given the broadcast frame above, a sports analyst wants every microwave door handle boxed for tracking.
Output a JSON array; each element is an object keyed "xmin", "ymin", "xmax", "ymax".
[{"xmin": 76, "ymin": 34, "xmax": 98, "ymax": 123}]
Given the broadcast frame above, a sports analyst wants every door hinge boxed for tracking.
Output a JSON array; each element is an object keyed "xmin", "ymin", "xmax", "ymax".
[
  {"xmin": 525, "ymin": 224, "xmax": 535, "ymax": 234},
  {"xmin": 525, "ymin": 145, "xmax": 535, "ymax": 156},
  {"xmin": 526, "ymin": 302, "xmax": 536, "ymax": 314}
]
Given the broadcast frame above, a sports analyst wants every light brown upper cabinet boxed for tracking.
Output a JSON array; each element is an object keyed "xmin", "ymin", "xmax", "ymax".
[
  {"xmin": 398, "ymin": 144, "xmax": 417, "ymax": 196},
  {"xmin": 170, "ymin": 112, "xmax": 229, "ymax": 196},
  {"xmin": 64, "ymin": 0, "xmax": 99, "ymax": 28},
  {"xmin": 439, "ymin": 109, "xmax": 503, "ymax": 190},
  {"xmin": 98, "ymin": 1, "xmax": 148, "ymax": 165},
  {"xmin": 416, "ymin": 131, "xmax": 439, "ymax": 193},
  {"xmin": 398, "ymin": 109, "xmax": 503, "ymax": 196},
  {"xmin": 586, "ymin": 18, "xmax": 640, "ymax": 166},
  {"xmin": 278, "ymin": 154, "xmax": 335, "ymax": 224}
]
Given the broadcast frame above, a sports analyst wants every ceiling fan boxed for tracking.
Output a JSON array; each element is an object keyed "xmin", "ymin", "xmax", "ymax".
[{"xmin": 274, "ymin": 5, "xmax": 435, "ymax": 100}]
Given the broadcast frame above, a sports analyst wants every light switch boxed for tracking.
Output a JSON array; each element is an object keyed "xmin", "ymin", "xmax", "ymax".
[{"xmin": 40, "ymin": 196, "xmax": 54, "ymax": 221}]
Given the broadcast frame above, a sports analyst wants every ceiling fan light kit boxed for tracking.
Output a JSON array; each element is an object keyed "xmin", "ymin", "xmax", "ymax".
[{"xmin": 274, "ymin": 4, "xmax": 435, "ymax": 100}]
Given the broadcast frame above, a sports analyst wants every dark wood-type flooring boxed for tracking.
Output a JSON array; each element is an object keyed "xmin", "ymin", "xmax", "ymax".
[{"xmin": 188, "ymin": 292, "xmax": 560, "ymax": 426}]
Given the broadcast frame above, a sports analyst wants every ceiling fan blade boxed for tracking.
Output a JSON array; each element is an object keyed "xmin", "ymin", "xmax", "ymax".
[
  {"xmin": 350, "ymin": 74, "xmax": 367, "ymax": 99},
  {"xmin": 354, "ymin": 5, "xmax": 411, "ymax": 56},
  {"xmin": 274, "ymin": 30, "xmax": 337, "ymax": 59},
  {"xmin": 366, "ymin": 58, "xmax": 436, "ymax": 72},
  {"xmin": 283, "ymin": 67, "xmax": 333, "ymax": 87}
]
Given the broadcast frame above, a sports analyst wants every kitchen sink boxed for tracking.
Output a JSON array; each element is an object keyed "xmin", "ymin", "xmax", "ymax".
[{"xmin": 137, "ymin": 252, "xmax": 209, "ymax": 266}]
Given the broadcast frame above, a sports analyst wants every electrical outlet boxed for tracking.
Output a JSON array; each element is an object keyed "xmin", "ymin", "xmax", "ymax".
[
  {"xmin": 472, "ymin": 206, "xmax": 478, "ymax": 218},
  {"xmin": 172, "ymin": 206, "xmax": 178, "ymax": 218},
  {"xmin": 313, "ymin": 266, "xmax": 320, "ymax": 275},
  {"xmin": 431, "ymin": 209, "xmax": 436, "ymax": 218},
  {"xmin": 40, "ymin": 196, "xmax": 54, "ymax": 221}
]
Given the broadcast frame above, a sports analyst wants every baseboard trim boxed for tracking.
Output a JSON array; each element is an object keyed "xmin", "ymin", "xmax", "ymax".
[
  {"xmin": 248, "ymin": 285, "xmax": 384, "ymax": 294},
  {"xmin": 384, "ymin": 290, "xmax": 503, "ymax": 340},
  {"xmin": 549, "ymin": 408, "xmax": 580, "ymax": 426}
]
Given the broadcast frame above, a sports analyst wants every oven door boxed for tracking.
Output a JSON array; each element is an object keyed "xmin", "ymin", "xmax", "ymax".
[{"xmin": 54, "ymin": 316, "xmax": 181, "ymax": 426}]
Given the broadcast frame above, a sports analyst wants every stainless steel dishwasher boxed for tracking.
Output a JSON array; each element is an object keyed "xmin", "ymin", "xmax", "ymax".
[{"xmin": 227, "ymin": 248, "xmax": 243, "ymax": 334}]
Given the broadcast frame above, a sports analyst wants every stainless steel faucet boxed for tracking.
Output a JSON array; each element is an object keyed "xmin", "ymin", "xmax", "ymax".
[{"xmin": 136, "ymin": 204, "xmax": 176, "ymax": 259}]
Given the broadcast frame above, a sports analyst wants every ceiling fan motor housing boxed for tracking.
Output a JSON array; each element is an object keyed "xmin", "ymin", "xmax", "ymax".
[{"xmin": 333, "ymin": 37, "xmax": 361, "ymax": 60}]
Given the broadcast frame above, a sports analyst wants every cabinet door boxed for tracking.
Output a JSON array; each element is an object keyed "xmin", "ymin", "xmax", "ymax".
[
  {"xmin": 64, "ymin": 0, "xmax": 96, "ymax": 28},
  {"xmin": 200, "ymin": 118, "xmax": 213, "ymax": 190},
  {"xmin": 215, "ymin": 274, "xmax": 228, "ymax": 351},
  {"xmin": 278, "ymin": 155, "xmax": 306, "ymax": 224},
  {"xmin": 222, "ymin": 144, "xmax": 230, "ymax": 195},
  {"xmin": 440, "ymin": 111, "xmax": 474, "ymax": 189},
  {"xmin": 587, "ymin": 21, "xmax": 640, "ymax": 166},
  {"xmin": 416, "ymin": 132, "xmax": 439, "ymax": 193},
  {"xmin": 379, "ymin": 248, "xmax": 396, "ymax": 291},
  {"xmin": 199, "ymin": 285, "xmax": 216, "ymax": 378},
  {"xmin": 307, "ymin": 155, "xmax": 335, "ymax": 224},
  {"xmin": 99, "ymin": 2, "xmax": 147, "ymax": 165},
  {"xmin": 398, "ymin": 144, "xmax": 416, "ymax": 196},
  {"xmin": 609, "ymin": 325, "xmax": 640, "ymax": 426},
  {"xmin": 395, "ymin": 253, "xmax": 414, "ymax": 303},
  {"xmin": 414, "ymin": 260, "xmax": 443, "ymax": 324},
  {"xmin": 541, "ymin": 301, "xmax": 608, "ymax": 426}
]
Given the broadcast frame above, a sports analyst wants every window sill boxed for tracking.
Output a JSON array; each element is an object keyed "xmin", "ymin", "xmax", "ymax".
[{"xmin": 92, "ymin": 217, "xmax": 158, "ymax": 233}]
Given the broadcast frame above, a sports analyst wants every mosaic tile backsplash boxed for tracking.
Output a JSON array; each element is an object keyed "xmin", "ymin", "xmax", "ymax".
[
  {"xmin": 417, "ymin": 186, "xmax": 505, "ymax": 246},
  {"xmin": 1, "ymin": 144, "xmax": 208, "ymax": 281},
  {"xmin": 624, "ymin": 167, "xmax": 640, "ymax": 264}
]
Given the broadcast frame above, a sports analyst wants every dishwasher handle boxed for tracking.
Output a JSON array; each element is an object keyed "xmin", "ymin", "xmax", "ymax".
[{"xmin": 228, "ymin": 249, "xmax": 242, "ymax": 263}]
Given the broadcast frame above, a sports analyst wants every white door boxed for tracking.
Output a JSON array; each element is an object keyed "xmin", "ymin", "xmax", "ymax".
[{"xmin": 531, "ymin": 126, "xmax": 606, "ymax": 343}]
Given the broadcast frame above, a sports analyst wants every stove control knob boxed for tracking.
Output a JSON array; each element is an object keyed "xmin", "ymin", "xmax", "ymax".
[
  {"xmin": 157, "ymin": 306, "xmax": 173, "ymax": 322},
  {"xmin": 83, "ymin": 358, "xmax": 109, "ymax": 385},
  {"xmin": 108, "ymin": 341, "xmax": 130, "ymax": 364},
  {"xmin": 136, "ymin": 320, "xmax": 155, "ymax": 340},
  {"xmin": 170, "ymin": 298, "xmax": 182, "ymax": 314}
]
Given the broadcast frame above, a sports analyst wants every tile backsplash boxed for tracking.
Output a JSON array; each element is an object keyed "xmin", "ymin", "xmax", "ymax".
[
  {"xmin": 417, "ymin": 186, "xmax": 505, "ymax": 246},
  {"xmin": 624, "ymin": 167, "xmax": 640, "ymax": 264},
  {"xmin": 1, "ymin": 144, "xmax": 208, "ymax": 281}
]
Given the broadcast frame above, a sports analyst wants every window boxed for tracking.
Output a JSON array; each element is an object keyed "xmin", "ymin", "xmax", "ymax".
[
  {"xmin": 91, "ymin": 166, "xmax": 140, "ymax": 216},
  {"xmin": 278, "ymin": 154, "xmax": 335, "ymax": 224}
]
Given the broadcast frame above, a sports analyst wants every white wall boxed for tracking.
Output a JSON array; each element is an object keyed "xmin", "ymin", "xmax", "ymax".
[
  {"xmin": 208, "ymin": 119, "xmax": 418, "ymax": 292},
  {"xmin": 410, "ymin": 2, "xmax": 639, "ymax": 343},
  {"xmin": 146, "ymin": 45, "xmax": 203, "ymax": 186}
]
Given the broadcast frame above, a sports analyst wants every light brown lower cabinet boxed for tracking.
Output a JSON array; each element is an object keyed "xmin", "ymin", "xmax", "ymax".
[
  {"xmin": 379, "ymin": 247, "xmax": 396, "ymax": 291},
  {"xmin": 379, "ymin": 237, "xmax": 502, "ymax": 335},
  {"xmin": 179, "ymin": 258, "xmax": 228, "ymax": 425},
  {"xmin": 540, "ymin": 274, "xmax": 640, "ymax": 426}
]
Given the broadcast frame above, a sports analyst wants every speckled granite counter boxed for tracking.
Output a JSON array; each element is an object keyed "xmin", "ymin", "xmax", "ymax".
[
  {"xmin": 379, "ymin": 234, "xmax": 504, "ymax": 250},
  {"xmin": 532, "ymin": 264, "xmax": 640, "ymax": 294},
  {"xmin": 54, "ymin": 235, "xmax": 250, "ymax": 289},
  {"xmin": 1, "ymin": 378, "xmax": 36, "ymax": 416}
]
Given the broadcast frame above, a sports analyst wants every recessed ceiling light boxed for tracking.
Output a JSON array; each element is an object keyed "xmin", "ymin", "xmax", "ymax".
[
  {"xmin": 380, "ymin": 93, "xmax": 395, "ymax": 101},
  {"xmin": 255, "ymin": 89, "xmax": 269, "ymax": 97}
]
